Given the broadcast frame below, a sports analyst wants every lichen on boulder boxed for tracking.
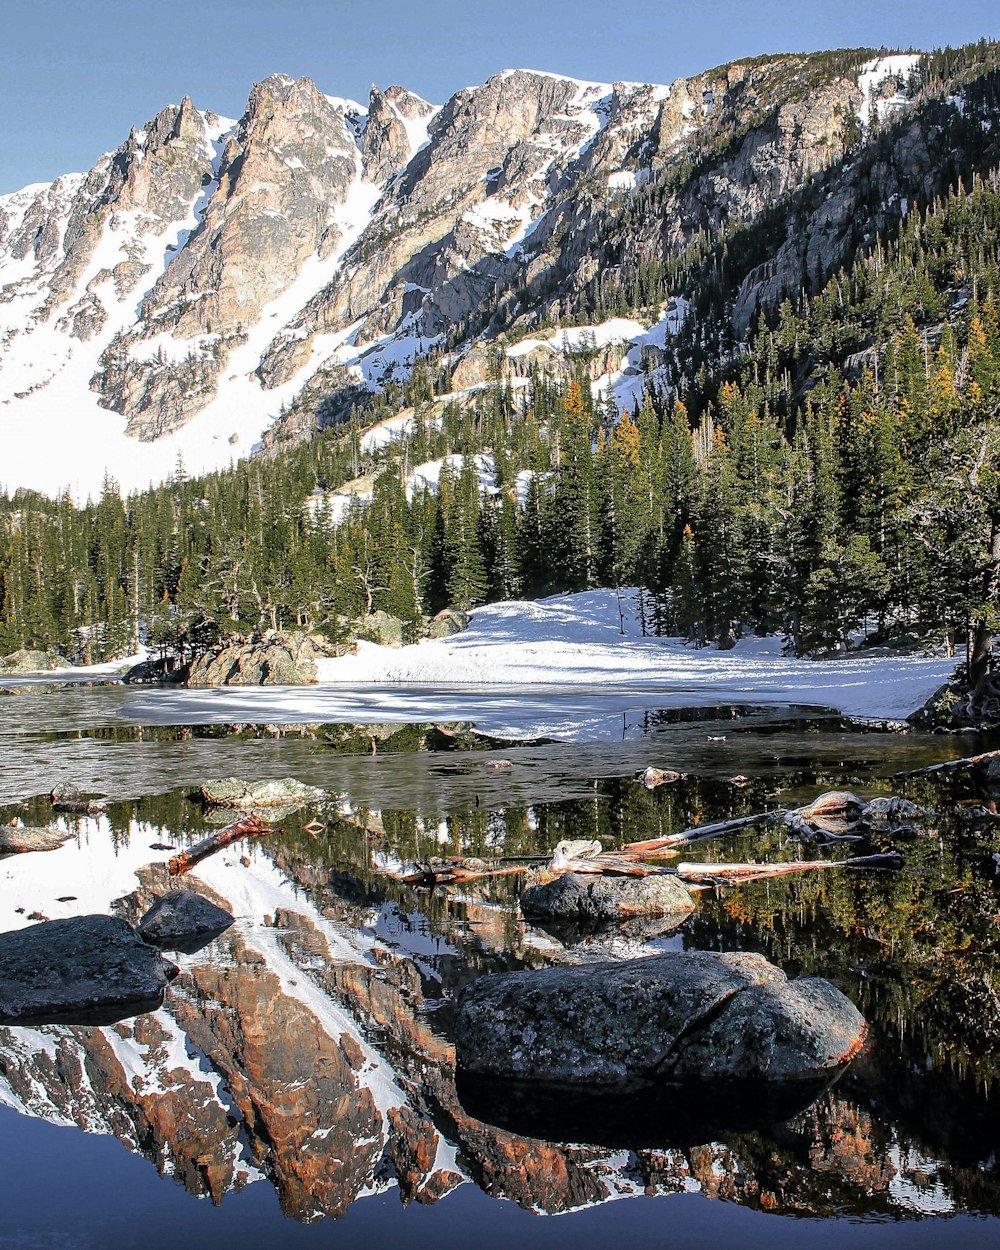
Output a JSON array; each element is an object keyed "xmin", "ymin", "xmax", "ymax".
[
  {"xmin": 520, "ymin": 872, "xmax": 695, "ymax": 923},
  {"xmin": 453, "ymin": 950, "xmax": 866, "ymax": 1088},
  {"xmin": 199, "ymin": 777, "xmax": 325, "ymax": 809}
]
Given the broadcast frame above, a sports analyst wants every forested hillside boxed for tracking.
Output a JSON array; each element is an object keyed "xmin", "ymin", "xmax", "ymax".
[{"xmin": 3, "ymin": 42, "xmax": 1000, "ymax": 670}]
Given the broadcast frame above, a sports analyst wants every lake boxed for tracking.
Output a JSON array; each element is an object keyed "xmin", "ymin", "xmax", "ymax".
[{"xmin": 0, "ymin": 680, "xmax": 998, "ymax": 1248}]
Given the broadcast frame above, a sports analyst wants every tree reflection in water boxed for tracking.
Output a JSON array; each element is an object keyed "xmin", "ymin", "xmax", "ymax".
[{"xmin": 0, "ymin": 724, "xmax": 997, "ymax": 1232}]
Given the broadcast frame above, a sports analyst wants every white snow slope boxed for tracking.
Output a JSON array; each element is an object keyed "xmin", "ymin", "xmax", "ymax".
[{"xmin": 316, "ymin": 589, "xmax": 954, "ymax": 721}]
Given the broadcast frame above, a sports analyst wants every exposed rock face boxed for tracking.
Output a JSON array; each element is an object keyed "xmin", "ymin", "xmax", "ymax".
[
  {"xmin": 8, "ymin": 49, "xmax": 995, "ymax": 488},
  {"xmin": 0, "ymin": 915, "xmax": 173, "ymax": 1024},
  {"xmin": 453, "ymin": 951, "xmax": 866, "ymax": 1086},
  {"xmin": 185, "ymin": 631, "xmax": 325, "ymax": 686},
  {"xmin": 1, "ymin": 98, "xmax": 224, "ymax": 407},
  {"xmin": 520, "ymin": 871, "xmax": 696, "ymax": 922},
  {"xmin": 93, "ymin": 75, "xmax": 363, "ymax": 437},
  {"xmin": 362, "ymin": 84, "xmax": 435, "ymax": 185}
]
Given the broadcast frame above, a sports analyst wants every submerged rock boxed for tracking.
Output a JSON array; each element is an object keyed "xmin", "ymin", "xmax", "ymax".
[
  {"xmin": 0, "ymin": 914, "xmax": 174, "ymax": 1025},
  {"xmin": 50, "ymin": 783, "xmax": 109, "ymax": 814},
  {"xmin": 0, "ymin": 825, "xmax": 74, "ymax": 854},
  {"xmin": 138, "ymin": 889, "xmax": 235, "ymax": 952},
  {"xmin": 636, "ymin": 766, "xmax": 683, "ymax": 789},
  {"xmin": 199, "ymin": 777, "xmax": 325, "ymax": 808},
  {"xmin": 453, "ymin": 951, "xmax": 866, "ymax": 1088},
  {"xmin": 520, "ymin": 872, "xmax": 695, "ymax": 923}
]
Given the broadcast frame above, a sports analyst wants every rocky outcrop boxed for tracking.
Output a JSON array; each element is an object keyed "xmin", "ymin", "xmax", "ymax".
[
  {"xmin": 453, "ymin": 951, "xmax": 866, "ymax": 1086},
  {"xmin": 185, "ymin": 631, "xmax": 327, "ymax": 686},
  {"xmin": 0, "ymin": 915, "xmax": 174, "ymax": 1025},
  {"xmin": 0, "ymin": 648, "xmax": 64, "ymax": 673},
  {"xmin": 8, "ymin": 47, "xmax": 996, "ymax": 479},
  {"xmin": 199, "ymin": 777, "xmax": 325, "ymax": 808},
  {"xmin": 93, "ymin": 75, "xmax": 362, "ymax": 437},
  {"xmin": 1, "ymin": 97, "xmax": 223, "ymax": 399},
  {"xmin": 427, "ymin": 607, "xmax": 470, "ymax": 638},
  {"xmin": 361, "ymin": 84, "xmax": 436, "ymax": 185},
  {"xmin": 520, "ymin": 871, "xmax": 696, "ymax": 923}
]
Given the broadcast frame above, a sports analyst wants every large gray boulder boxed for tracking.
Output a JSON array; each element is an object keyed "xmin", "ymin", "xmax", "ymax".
[
  {"xmin": 199, "ymin": 776, "xmax": 324, "ymax": 808},
  {"xmin": 520, "ymin": 872, "xmax": 695, "ymax": 923},
  {"xmin": 138, "ymin": 889, "xmax": 234, "ymax": 952},
  {"xmin": 0, "ymin": 915, "xmax": 174, "ymax": 1025},
  {"xmin": 186, "ymin": 634, "xmax": 319, "ymax": 687},
  {"xmin": 426, "ymin": 607, "xmax": 470, "ymax": 639},
  {"xmin": 0, "ymin": 648, "xmax": 64, "ymax": 674},
  {"xmin": 453, "ymin": 951, "xmax": 866, "ymax": 1088}
]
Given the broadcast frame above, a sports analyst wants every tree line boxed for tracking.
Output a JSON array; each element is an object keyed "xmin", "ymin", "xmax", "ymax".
[{"xmin": 2, "ymin": 168, "xmax": 1000, "ymax": 666}]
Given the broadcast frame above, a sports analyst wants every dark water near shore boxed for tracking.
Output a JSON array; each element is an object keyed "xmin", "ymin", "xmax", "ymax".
[{"xmin": 0, "ymin": 682, "xmax": 998, "ymax": 1247}]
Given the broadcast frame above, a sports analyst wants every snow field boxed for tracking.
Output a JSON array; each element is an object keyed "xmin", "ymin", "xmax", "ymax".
[{"xmin": 316, "ymin": 588, "xmax": 956, "ymax": 722}]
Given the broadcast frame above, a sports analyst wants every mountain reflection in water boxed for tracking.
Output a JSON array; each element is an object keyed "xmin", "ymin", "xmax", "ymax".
[{"xmin": 0, "ymin": 703, "xmax": 997, "ymax": 1246}]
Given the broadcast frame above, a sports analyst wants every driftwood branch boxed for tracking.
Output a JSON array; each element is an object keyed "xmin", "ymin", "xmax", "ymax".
[
  {"xmin": 674, "ymin": 852, "xmax": 903, "ymax": 885},
  {"xmin": 894, "ymin": 748, "xmax": 1000, "ymax": 779},
  {"xmin": 168, "ymin": 815, "xmax": 274, "ymax": 876},
  {"xmin": 620, "ymin": 791, "xmax": 904, "ymax": 858},
  {"xmin": 622, "ymin": 810, "xmax": 787, "ymax": 856}
]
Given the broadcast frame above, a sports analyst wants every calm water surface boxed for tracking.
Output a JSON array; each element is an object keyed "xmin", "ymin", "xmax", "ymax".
[{"xmin": 0, "ymin": 681, "xmax": 998, "ymax": 1248}]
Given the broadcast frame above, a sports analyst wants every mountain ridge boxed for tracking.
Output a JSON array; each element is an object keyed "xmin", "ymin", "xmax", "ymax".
[{"xmin": 1, "ymin": 45, "xmax": 993, "ymax": 498}]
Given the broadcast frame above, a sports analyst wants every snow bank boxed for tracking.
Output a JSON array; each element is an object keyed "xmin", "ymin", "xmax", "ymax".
[
  {"xmin": 857, "ymin": 54, "xmax": 920, "ymax": 128},
  {"xmin": 316, "ymin": 589, "xmax": 955, "ymax": 721}
]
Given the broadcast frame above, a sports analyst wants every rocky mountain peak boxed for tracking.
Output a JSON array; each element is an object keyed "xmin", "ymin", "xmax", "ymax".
[
  {"xmin": 362, "ymin": 84, "xmax": 413, "ymax": 185},
  {"xmin": 4, "ymin": 43, "xmax": 997, "ymax": 496},
  {"xmin": 92, "ymin": 71, "xmax": 365, "ymax": 438}
]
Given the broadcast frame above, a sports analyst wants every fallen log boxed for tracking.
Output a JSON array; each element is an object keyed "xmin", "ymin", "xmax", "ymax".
[
  {"xmin": 621, "ymin": 790, "xmax": 912, "ymax": 857},
  {"xmin": 397, "ymin": 862, "xmax": 530, "ymax": 887},
  {"xmin": 168, "ymin": 815, "xmax": 274, "ymax": 876},
  {"xmin": 546, "ymin": 854, "xmax": 664, "ymax": 877},
  {"xmin": 622, "ymin": 810, "xmax": 786, "ymax": 856},
  {"xmin": 674, "ymin": 852, "xmax": 903, "ymax": 885},
  {"xmin": 894, "ymin": 748, "xmax": 1000, "ymax": 779}
]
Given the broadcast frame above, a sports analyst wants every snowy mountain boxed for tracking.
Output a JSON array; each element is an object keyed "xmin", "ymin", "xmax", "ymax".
[{"xmin": 0, "ymin": 49, "xmax": 975, "ymax": 497}]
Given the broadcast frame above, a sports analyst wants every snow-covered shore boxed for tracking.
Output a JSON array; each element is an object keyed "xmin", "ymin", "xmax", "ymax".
[{"xmin": 316, "ymin": 590, "xmax": 957, "ymax": 722}]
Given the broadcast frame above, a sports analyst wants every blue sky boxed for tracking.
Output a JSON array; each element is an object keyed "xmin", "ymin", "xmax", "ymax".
[{"xmin": 2, "ymin": 0, "xmax": 997, "ymax": 193}]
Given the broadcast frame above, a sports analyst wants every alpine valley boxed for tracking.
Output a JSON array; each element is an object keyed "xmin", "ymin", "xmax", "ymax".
[{"xmin": 4, "ymin": 35, "xmax": 1000, "ymax": 1250}]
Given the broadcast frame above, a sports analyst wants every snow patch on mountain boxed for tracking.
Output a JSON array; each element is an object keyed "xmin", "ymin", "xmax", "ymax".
[
  {"xmin": 0, "ymin": 130, "xmax": 383, "ymax": 498},
  {"xmin": 857, "ymin": 54, "xmax": 921, "ymax": 128}
]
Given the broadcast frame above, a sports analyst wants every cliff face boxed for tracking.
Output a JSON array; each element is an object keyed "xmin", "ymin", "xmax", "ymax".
[
  {"xmin": 2, "ymin": 48, "xmax": 997, "ymax": 494},
  {"xmin": 92, "ymin": 76, "xmax": 366, "ymax": 439}
]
